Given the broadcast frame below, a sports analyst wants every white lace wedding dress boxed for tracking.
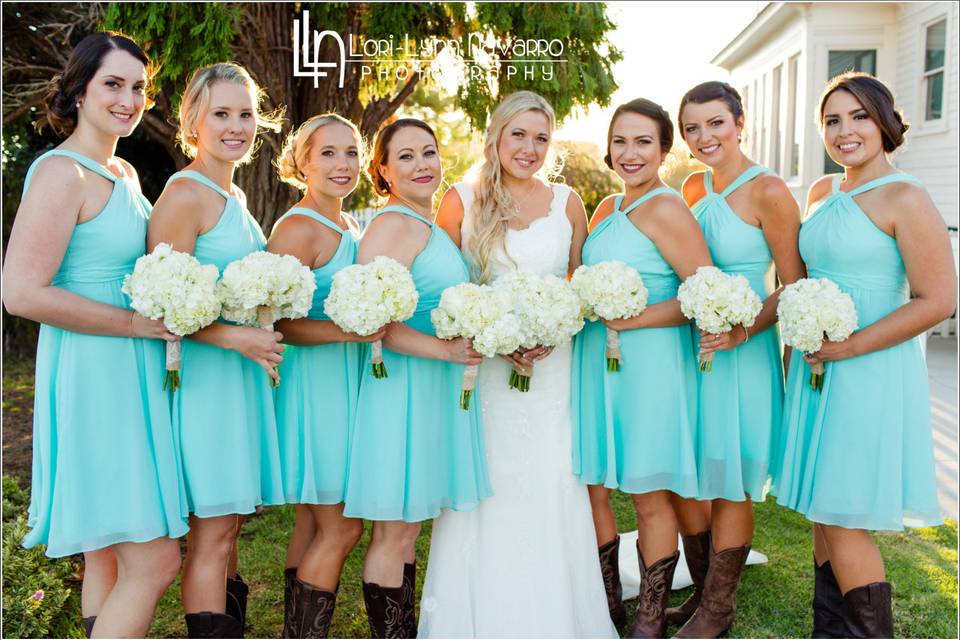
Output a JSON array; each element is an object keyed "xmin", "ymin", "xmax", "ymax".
[{"xmin": 417, "ymin": 182, "xmax": 617, "ymax": 639}]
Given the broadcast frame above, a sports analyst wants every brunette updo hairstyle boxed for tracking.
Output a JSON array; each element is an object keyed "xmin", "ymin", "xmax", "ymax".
[
  {"xmin": 366, "ymin": 118, "xmax": 439, "ymax": 197},
  {"xmin": 677, "ymin": 81, "xmax": 745, "ymax": 134},
  {"xmin": 604, "ymin": 98, "xmax": 674, "ymax": 169},
  {"xmin": 36, "ymin": 31, "xmax": 153, "ymax": 138},
  {"xmin": 819, "ymin": 71, "xmax": 909, "ymax": 152}
]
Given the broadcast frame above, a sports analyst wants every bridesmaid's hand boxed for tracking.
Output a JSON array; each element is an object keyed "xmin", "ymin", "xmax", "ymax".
[
  {"xmin": 229, "ymin": 325, "xmax": 285, "ymax": 382},
  {"xmin": 445, "ymin": 337, "xmax": 483, "ymax": 366},
  {"xmin": 602, "ymin": 316, "xmax": 642, "ymax": 332},
  {"xmin": 805, "ymin": 335, "xmax": 857, "ymax": 366},
  {"xmin": 342, "ymin": 326, "xmax": 387, "ymax": 344},
  {"xmin": 130, "ymin": 312, "xmax": 179, "ymax": 342},
  {"xmin": 698, "ymin": 326, "xmax": 747, "ymax": 356}
]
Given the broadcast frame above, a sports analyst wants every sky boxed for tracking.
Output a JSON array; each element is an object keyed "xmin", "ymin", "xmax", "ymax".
[{"xmin": 555, "ymin": 1, "xmax": 765, "ymax": 144}]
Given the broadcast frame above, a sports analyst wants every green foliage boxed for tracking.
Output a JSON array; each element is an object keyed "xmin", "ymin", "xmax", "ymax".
[
  {"xmin": 2, "ymin": 476, "xmax": 83, "ymax": 640},
  {"xmin": 103, "ymin": 3, "xmax": 240, "ymax": 112},
  {"xmin": 2, "ymin": 120, "xmax": 52, "ymax": 357},
  {"xmin": 556, "ymin": 140, "xmax": 620, "ymax": 218},
  {"xmin": 463, "ymin": 3, "xmax": 622, "ymax": 130}
]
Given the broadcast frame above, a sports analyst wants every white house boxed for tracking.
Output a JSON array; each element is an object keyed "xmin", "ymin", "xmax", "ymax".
[{"xmin": 712, "ymin": 1, "xmax": 958, "ymax": 229}]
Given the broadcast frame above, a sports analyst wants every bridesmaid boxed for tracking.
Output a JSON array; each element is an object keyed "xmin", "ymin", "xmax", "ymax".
[
  {"xmin": 774, "ymin": 72, "xmax": 955, "ymax": 637},
  {"xmin": 268, "ymin": 113, "xmax": 382, "ymax": 638},
  {"xmin": 342, "ymin": 118, "xmax": 491, "ymax": 638},
  {"xmin": 572, "ymin": 98, "xmax": 712, "ymax": 637},
  {"xmin": 2, "ymin": 32, "xmax": 187, "ymax": 638},
  {"xmin": 147, "ymin": 62, "xmax": 286, "ymax": 638},
  {"xmin": 671, "ymin": 81, "xmax": 804, "ymax": 638}
]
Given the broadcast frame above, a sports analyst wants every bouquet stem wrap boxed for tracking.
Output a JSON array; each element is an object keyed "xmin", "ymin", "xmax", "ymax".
[
  {"xmin": 257, "ymin": 305, "xmax": 280, "ymax": 387},
  {"xmin": 698, "ymin": 351, "xmax": 714, "ymax": 373},
  {"xmin": 164, "ymin": 342, "xmax": 182, "ymax": 391},
  {"xmin": 460, "ymin": 364, "xmax": 479, "ymax": 409},
  {"xmin": 370, "ymin": 340, "xmax": 387, "ymax": 378},
  {"xmin": 809, "ymin": 361, "xmax": 825, "ymax": 391},
  {"xmin": 509, "ymin": 364, "xmax": 532, "ymax": 392},
  {"xmin": 605, "ymin": 328, "xmax": 621, "ymax": 372}
]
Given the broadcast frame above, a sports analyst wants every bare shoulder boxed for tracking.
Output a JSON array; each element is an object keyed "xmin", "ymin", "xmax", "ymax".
[
  {"xmin": 364, "ymin": 209, "xmax": 416, "ymax": 237},
  {"xmin": 587, "ymin": 194, "xmax": 618, "ymax": 232},
  {"xmin": 151, "ymin": 177, "xmax": 211, "ymax": 222},
  {"xmin": 27, "ymin": 154, "xmax": 87, "ymax": 192},
  {"xmin": 649, "ymin": 192, "xmax": 699, "ymax": 231},
  {"xmin": 271, "ymin": 212, "xmax": 323, "ymax": 243},
  {"xmin": 806, "ymin": 175, "xmax": 835, "ymax": 209},
  {"xmin": 885, "ymin": 179, "xmax": 941, "ymax": 224},
  {"xmin": 752, "ymin": 173, "xmax": 794, "ymax": 204},
  {"xmin": 436, "ymin": 187, "xmax": 465, "ymax": 225},
  {"xmin": 681, "ymin": 171, "xmax": 707, "ymax": 206}
]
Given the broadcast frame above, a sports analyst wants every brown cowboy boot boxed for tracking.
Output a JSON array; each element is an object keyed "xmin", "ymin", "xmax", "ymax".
[
  {"xmin": 401, "ymin": 561, "xmax": 417, "ymax": 637},
  {"xmin": 225, "ymin": 573, "xmax": 249, "ymax": 631},
  {"xmin": 362, "ymin": 579, "xmax": 408, "ymax": 639},
  {"xmin": 82, "ymin": 616, "xmax": 97, "ymax": 638},
  {"xmin": 812, "ymin": 559, "xmax": 847, "ymax": 638},
  {"xmin": 184, "ymin": 612, "xmax": 244, "ymax": 639},
  {"xmin": 283, "ymin": 567, "xmax": 299, "ymax": 639},
  {"xmin": 665, "ymin": 530, "xmax": 711, "ymax": 626},
  {"xmin": 629, "ymin": 546, "xmax": 680, "ymax": 639},
  {"xmin": 673, "ymin": 544, "xmax": 750, "ymax": 639},
  {"xmin": 841, "ymin": 582, "xmax": 893, "ymax": 638},
  {"xmin": 296, "ymin": 578, "xmax": 338, "ymax": 639},
  {"xmin": 598, "ymin": 536, "xmax": 628, "ymax": 631}
]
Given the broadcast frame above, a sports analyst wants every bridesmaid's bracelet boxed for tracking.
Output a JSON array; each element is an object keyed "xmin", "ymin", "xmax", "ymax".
[{"xmin": 740, "ymin": 324, "xmax": 750, "ymax": 344}]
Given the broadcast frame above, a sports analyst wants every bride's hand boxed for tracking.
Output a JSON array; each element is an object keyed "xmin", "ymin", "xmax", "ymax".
[
  {"xmin": 522, "ymin": 345, "xmax": 554, "ymax": 362},
  {"xmin": 499, "ymin": 349, "xmax": 534, "ymax": 370}
]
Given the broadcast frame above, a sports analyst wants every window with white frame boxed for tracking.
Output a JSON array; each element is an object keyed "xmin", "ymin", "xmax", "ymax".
[
  {"xmin": 923, "ymin": 18, "xmax": 946, "ymax": 121},
  {"xmin": 786, "ymin": 54, "xmax": 801, "ymax": 178},
  {"xmin": 771, "ymin": 64, "xmax": 782, "ymax": 174}
]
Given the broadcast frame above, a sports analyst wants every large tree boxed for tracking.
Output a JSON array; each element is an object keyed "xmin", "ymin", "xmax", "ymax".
[{"xmin": 4, "ymin": 3, "xmax": 621, "ymax": 231}]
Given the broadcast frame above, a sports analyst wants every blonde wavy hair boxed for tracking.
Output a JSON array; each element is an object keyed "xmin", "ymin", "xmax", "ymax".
[
  {"xmin": 276, "ymin": 113, "xmax": 363, "ymax": 191},
  {"xmin": 467, "ymin": 91, "xmax": 564, "ymax": 283},
  {"xmin": 177, "ymin": 62, "xmax": 283, "ymax": 161}
]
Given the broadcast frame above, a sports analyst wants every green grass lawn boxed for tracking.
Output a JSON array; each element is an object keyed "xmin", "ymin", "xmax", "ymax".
[
  {"xmin": 3, "ymin": 351, "xmax": 956, "ymax": 638},
  {"xmin": 142, "ymin": 497, "xmax": 957, "ymax": 638}
]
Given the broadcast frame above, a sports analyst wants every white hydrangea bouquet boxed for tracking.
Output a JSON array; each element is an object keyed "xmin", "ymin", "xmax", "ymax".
[
  {"xmin": 324, "ymin": 255, "xmax": 419, "ymax": 378},
  {"xmin": 217, "ymin": 250, "xmax": 317, "ymax": 386},
  {"xmin": 122, "ymin": 243, "xmax": 221, "ymax": 391},
  {"xmin": 493, "ymin": 271, "xmax": 584, "ymax": 392},
  {"xmin": 431, "ymin": 282, "xmax": 522, "ymax": 409},
  {"xmin": 777, "ymin": 277, "xmax": 858, "ymax": 391},
  {"xmin": 571, "ymin": 261, "xmax": 649, "ymax": 372},
  {"xmin": 677, "ymin": 266, "xmax": 762, "ymax": 372}
]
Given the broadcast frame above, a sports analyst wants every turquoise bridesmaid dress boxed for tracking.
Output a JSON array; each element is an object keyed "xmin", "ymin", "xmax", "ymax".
[
  {"xmin": 22, "ymin": 150, "xmax": 189, "ymax": 557},
  {"xmin": 167, "ymin": 170, "xmax": 284, "ymax": 517},
  {"xmin": 272, "ymin": 208, "xmax": 361, "ymax": 504},
  {"xmin": 343, "ymin": 205, "xmax": 491, "ymax": 522},
  {"xmin": 571, "ymin": 188, "xmax": 699, "ymax": 496},
  {"xmin": 692, "ymin": 165, "xmax": 785, "ymax": 501},
  {"xmin": 773, "ymin": 173, "xmax": 942, "ymax": 530}
]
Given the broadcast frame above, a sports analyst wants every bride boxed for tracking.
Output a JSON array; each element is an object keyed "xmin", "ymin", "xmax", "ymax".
[{"xmin": 419, "ymin": 91, "xmax": 618, "ymax": 638}]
